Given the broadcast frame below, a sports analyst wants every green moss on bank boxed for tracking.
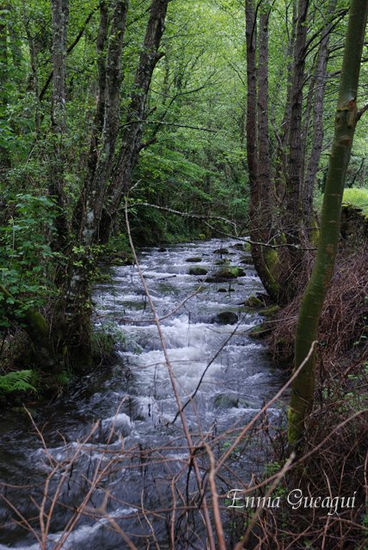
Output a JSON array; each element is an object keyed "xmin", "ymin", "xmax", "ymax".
[{"xmin": 342, "ymin": 188, "xmax": 368, "ymax": 217}]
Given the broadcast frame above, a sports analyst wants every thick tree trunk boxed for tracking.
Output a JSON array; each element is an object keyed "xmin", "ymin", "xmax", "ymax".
[
  {"xmin": 99, "ymin": 0, "xmax": 170, "ymax": 242},
  {"xmin": 63, "ymin": 0, "xmax": 128, "ymax": 372},
  {"xmin": 77, "ymin": 0, "xmax": 128, "ymax": 245},
  {"xmin": 288, "ymin": 0, "xmax": 368, "ymax": 446}
]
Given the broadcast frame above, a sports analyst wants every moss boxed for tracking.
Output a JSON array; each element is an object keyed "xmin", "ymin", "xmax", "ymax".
[
  {"xmin": 188, "ymin": 266, "xmax": 208, "ymax": 276},
  {"xmin": 287, "ymin": 407, "xmax": 300, "ymax": 445},
  {"xmin": 244, "ymin": 294, "xmax": 265, "ymax": 308},
  {"xmin": 208, "ymin": 266, "xmax": 245, "ymax": 282},
  {"xmin": 248, "ymin": 323, "xmax": 271, "ymax": 339},
  {"xmin": 261, "ymin": 305, "xmax": 280, "ymax": 318},
  {"xmin": 262, "ymin": 248, "xmax": 281, "ymax": 298},
  {"xmin": 342, "ymin": 188, "xmax": 368, "ymax": 217},
  {"xmin": 185, "ymin": 257, "xmax": 203, "ymax": 262},
  {"xmin": 264, "ymin": 248, "xmax": 279, "ymax": 274}
]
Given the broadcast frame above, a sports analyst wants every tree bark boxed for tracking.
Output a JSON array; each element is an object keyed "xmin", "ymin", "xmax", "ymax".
[
  {"xmin": 288, "ymin": 0, "xmax": 368, "ymax": 446},
  {"xmin": 49, "ymin": 0, "xmax": 70, "ymax": 251},
  {"xmin": 98, "ymin": 0, "xmax": 170, "ymax": 242},
  {"xmin": 245, "ymin": 0, "xmax": 280, "ymax": 301},
  {"xmin": 303, "ymin": 0, "xmax": 337, "ymax": 220},
  {"xmin": 63, "ymin": 0, "xmax": 128, "ymax": 372},
  {"xmin": 75, "ymin": 0, "xmax": 129, "ymax": 245},
  {"xmin": 284, "ymin": 0, "xmax": 309, "ymax": 235},
  {"xmin": 0, "ymin": 3, "xmax": 11, "ymax": 174}
]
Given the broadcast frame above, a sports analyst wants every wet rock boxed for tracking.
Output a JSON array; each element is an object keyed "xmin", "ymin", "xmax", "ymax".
[
  {"xmin": 185, "ymin": 257, "xmax": 203, "ymax": 263},
  {"xmin": 158, "ymin": 247, "xmax": 167, "ymax": 252},
  {"xmin": 217, "ymin": 287, "xmax": 235, "ymax": 293},
  {"xmin": 207, "ymin": 266, "xmax": 245, "ymax": 282},
  {"xmin": 189, "ymin": 266, "xmax": 208, "ymax": 276},
  {"xmin": 213, "ymin": 248, "xmax": 229, "ymax": 254},
  {"xmin": 215, "ymin": 258, "xmax": 230, "ymax": 266},
  {"xmin": 92, "ymin": 413, "xmax": 133, "ymax": 443},
  {"xmin": 244, "ymin": 294, "xmax": 266, "ymax": 308},
  {"xmin": 240, "ymin": 255, "xmax": 254, "ymax": 265},
  {"xmin": 232, "ymin": 243, "xmax": 246, "ymax": 251},
  {"xmin": 214, "ymin": 393, "xmax": 239, "ymax": 409},
  {"xmin": 213, "ymin": 311, "xmax": 238, "ymax": 325}
]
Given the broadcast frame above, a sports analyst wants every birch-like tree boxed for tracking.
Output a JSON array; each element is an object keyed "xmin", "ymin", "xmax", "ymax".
[{"xmin": 288, "ymin": 0, "xmax": 368, "ymax": 445}]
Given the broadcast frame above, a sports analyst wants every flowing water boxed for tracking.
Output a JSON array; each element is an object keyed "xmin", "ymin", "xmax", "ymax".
[{"xmin": 0, "ymin": 239, "xmax": 285, "ymax": 549}]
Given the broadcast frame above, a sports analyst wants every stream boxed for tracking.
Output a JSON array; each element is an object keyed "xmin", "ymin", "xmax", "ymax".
[{"xmin": 0, "ymin": 239, "xmax": 285, "ymax": 549}]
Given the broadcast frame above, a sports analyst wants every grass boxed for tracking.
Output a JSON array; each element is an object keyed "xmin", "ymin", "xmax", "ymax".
[{"xmin": 342, "ymin": 187, "xmax": 368, "ymax": 217}]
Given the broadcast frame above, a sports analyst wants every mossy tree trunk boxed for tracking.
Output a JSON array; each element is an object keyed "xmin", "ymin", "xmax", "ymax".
[{"xmin": 288, "ymin": 0, "xmax": 368, "ymax": 446}]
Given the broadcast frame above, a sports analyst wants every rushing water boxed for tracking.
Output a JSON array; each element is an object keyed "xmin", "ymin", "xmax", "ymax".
[{"xmin": 0, "ymin": 239, "xmax": 285, "ymax": 549}]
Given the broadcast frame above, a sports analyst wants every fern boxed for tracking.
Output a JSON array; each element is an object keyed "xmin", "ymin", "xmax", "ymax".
[{"xmin": 0, "ymin": 370, "xmax": 37, "ymax": 394}]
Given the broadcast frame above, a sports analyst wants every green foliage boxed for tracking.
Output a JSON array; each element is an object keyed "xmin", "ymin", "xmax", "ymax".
[
  {"xmin": 0, "ymin": 369, "xmax": 37, "ymax": 394},
  {"xmin": 343, "ymin": 188, "xmax": 368, "ymax": 217},
  {"xmin": 0, "ymin": 193, "xmax": 59, "ymax": 327}
]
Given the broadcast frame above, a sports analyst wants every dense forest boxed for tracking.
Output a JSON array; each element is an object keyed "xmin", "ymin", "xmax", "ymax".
[{"xmin": 0, "ymin": 0, "xmax": 367, "ymax": 548}]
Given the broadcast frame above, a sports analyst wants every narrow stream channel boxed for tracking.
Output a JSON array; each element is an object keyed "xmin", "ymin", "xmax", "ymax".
[{"xmin": 0, "ymin": 239, "xmax": 285, "ymax": 549}]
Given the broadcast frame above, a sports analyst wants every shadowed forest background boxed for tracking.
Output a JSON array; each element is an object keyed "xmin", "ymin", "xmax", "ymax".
[{"xmin": 0, "ymin": 0, "xmax": 367, "ymax": 548}]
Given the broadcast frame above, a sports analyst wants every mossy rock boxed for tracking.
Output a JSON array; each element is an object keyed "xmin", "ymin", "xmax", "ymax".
[
  {"xmin": 244, "ymin": 294, "xmax": 266, "ymax": 308},
  {"xmin": 248, "ymin": 323, "xmax": 271, "ymax": 339},
  {"xmin": 213, "ymin": 248, "xmax": 229, "ymax": 254},
  {"xmin": 215, "ymin": 258, "xmax": 230, "ymax": 266},
  {"xmin": 111, "ymin": 257, "xmax": 128, "ymax": 266},
  {"xmin": 185, "ymin": 257, "xmax": 203, "ymax": 263},
  {"xmin": 207, "ymin": 266, "xmax": 245, "ymax": 282},
  {"xmin": 214, "ymin": 393, "xmax": 239, "ymax": 409},
  {"xmin": 213, "ymin": 311, "xmax": 238, "ymax": 325},
  {"xmin": 232, "ymin": 243, "xmax": 246, "ymax": 251},
  {"xmin": 240, "ymin": 255, "xmax": 253, "ymax": 265},
  {"xmin": 189, "ymin": 266, "xmax": 208, "ymax": 276}
]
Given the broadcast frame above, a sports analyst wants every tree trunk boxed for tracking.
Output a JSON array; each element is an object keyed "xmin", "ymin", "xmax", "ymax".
[
  {"xmin": 284, "ymin": 0, "xmax": 309, "ymax": 235},
  {"xmin": 245, "ymin": 0, "xmax": 280, "ymax": 301},
  {"xmin": 0, "ymin": 3, "xmax": 11, "ymax": 174},
  {"xmin": 76, "ymin": 0, "xmax": 129, "ymax": 245},
  {"xmin": 303, "ymin": 0, "xmax": 337, "ymax": 220},
  {"xmin": 49, "ymin": 0, "xmax": 70, "ymax": 251},
  {"xmin": 63, "ymin": 0, "xmax": 128, "ymax": 372},
  {"xmin": 98, "ymin": 0, "xmax": 170, "ymax": 243},
  {"xmin": 288, "ymin": 0, "xmax": 368, "ymax": 446}
]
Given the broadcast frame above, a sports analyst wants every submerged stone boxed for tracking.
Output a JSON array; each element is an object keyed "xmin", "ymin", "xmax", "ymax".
[
  {"xmin": 244, "ymin": 294, "xmax": 266, "ymax": 308},
  {"xmin": 214, "ymin": 393, "xmax": 239, "ymax": 409},
  {"xmin": 185, "ymin": 257, "xmax": 203, "ymax": 263},
  {"xmin": 189, "ymin": 266, "xmax": 208, "ymax": 276},
  {"xmin": 240, "ymin": 255, "xmax": 254, "ymax": 265},
  {"xmin": 213, "ymin": 248, "xmax": 229, "ymax": 254},
  {"xmin": 213, "ymin": 311, "xmax": 238, "ymax": 325},
  {"xmin": 217, "ymin": 287, "xmax": 235, "ymax": 293}
]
